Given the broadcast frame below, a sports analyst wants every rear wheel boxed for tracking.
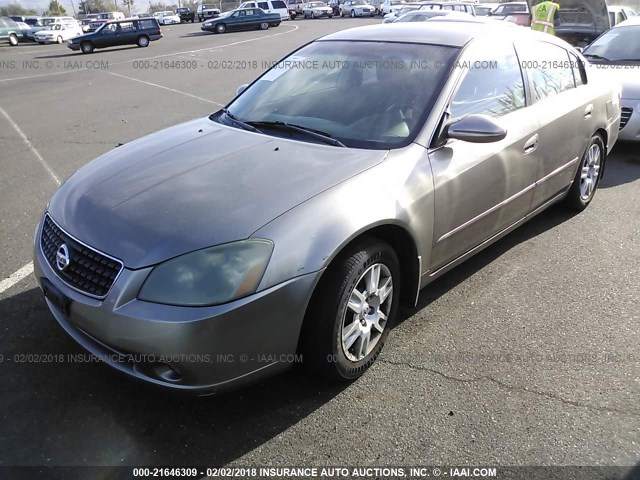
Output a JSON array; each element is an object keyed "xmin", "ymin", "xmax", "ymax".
[
  {"xmin": 56, "ymin": 35, "xmax": 63, "ymax": 44},
  {"xmin": 259, "ymin": 22, "xmax": 269, "ymax": 29},
  {"xmin": 565, "ymin": 134, "xmax": 604, "ymax": 211},
  {"xmin": 215, "ymin": 23, "xmax": 226, "ymax": 33},
  {"xmin": 80, "ymin": 41, "xmax": 94, "ymax": 54},
  {"xmin": 9, "ymin": 33, "xmax": 19, "ymax": 46},
  {"xmin": 137, "ymin": 35, "xmax": 150, "ymax": 47},
  {"xmin": 300, "ymin": 239, "xmax": 400, "ymax": 381}
]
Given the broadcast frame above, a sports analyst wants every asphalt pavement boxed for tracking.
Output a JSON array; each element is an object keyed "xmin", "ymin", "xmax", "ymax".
[{"xmin": 0, "ymin": 18, "xmax": 638, "ymax": 474}]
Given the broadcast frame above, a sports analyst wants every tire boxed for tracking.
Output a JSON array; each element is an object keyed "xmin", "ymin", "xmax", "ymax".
[
  {"xmin": 340, "ymin": 9, "xmax": 344, "ymax": 16},
  {"xmin": 300, "ymin": 239, "xmax": 400, "ymax": 381},
  {"xmin": 137, "ymin": 35, "xmax": 149, "ymax": 47},
  {"xmin": 38, "ymin": 41, "xmax": 45, "ymax": 45},
  {"xmin": 329, "ymin": 14, "xmax": 333, "ymax": 17},
  {"xmin": 259, "ymin": 22, "xmax": 269, "ymax": 29},
  {"xmin": 9, "ymin": 34, "xmax": 19, "ymax": 46},
  {"xmin": 564, "ymin": 134, "xmax": 605, "ymax": 211},
  {"xmin": 80, "ymin": 41, "xmax": 94, "ymax": 54},
  {"xmin": 351, "ymin": 9, "xmax": 356, "ymax": 17},
  {"xmin": 57, "ymin": 36, "xmax": 63, "ymax": 44},
  {"xmin": 311, "ymin": 11, "xmax": 315, "ymax": 18},
  {"xmin": 215, "ymin": 23, "xmax": 226, "ymax": 33}
]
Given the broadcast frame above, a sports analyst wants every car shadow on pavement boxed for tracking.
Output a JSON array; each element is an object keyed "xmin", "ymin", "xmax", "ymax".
[
  {"xmin": 399, "ymin": 202, "xmax": 580, "ymax": 323},
  {"xmin": 599, "ymin": 142, "xmax": 640, "ymax": 189},
  {"xmin": 180, "ymin": 32, "xmax": 213, "ymax": 38},
  {"xmin": 34, "ymin": 47, "xmax": 139, "ymax": 59},
  {"xmin": 0, "ymin": 287, "xmax": 347, "ymax": 467}
]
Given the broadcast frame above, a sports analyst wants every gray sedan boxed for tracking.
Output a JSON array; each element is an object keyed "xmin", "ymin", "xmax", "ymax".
[
  {"xmin": 34, "ymin": 23, "xmax": 621, "ymax": 394},
  {"xmin": 303, "ymin": 1, "xmax": 334, "ymax": 17}
]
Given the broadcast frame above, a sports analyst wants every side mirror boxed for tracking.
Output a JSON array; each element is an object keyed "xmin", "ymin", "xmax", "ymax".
[
  {"xmin": 575, "ymin": 46, "xmax": 583, "ymax": 53},
  {"xmin": 445, "ymin": 114, "xmax": 507, "ymax": 143},
  {"xmin": 236, "ymin": 84, "xmax": 249, "ymax": 96}
]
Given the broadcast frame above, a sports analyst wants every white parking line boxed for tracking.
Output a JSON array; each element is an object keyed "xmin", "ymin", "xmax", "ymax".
[
  {"xmin": 107, "ymin": 71, "xmax": 224, "ymax": 106},
  {"xmin": 0, "ymin": 263, "xmax": 34, "ymax": 295},
  {"xmin": 0, "ymin": 106, "xmax": 62, "ymax": 186},
  {"xmin": 0, "ymin": 106, "xmax": 60, "ymax": 294}
]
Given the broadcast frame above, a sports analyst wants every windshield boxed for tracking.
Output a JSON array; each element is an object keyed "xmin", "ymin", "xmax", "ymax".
[
  {"xmin": 398, "ymin": 5, "xmax": 419, "ymax": 13},
  {"xmin": 310, "ymin": 2, "xmax": 326, "ymax": 6},
  {"xmin": 391, "ymin": 1, "xmax": 404, "ymax": 4},
  {"xmin": 353, "ymin": 0, "xmax": 368, "ymax": 4},
  {"xmin": 203, "ymin": 4, "xmax": 217, "ymax": 8},
  {"xmin": 583, "ymin": 25, "xmax": 640, "ymax": 62},
  {"xmin": 217, "ymin": 40, "xmax": 458, "ymax": 149}
]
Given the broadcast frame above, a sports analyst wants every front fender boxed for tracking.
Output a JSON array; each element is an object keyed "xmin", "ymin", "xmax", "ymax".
[{"xmin": 253, "ymin": 143, "xmax": 435, "ymax": 292}]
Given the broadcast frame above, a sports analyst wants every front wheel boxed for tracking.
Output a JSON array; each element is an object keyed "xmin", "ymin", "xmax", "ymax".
[
  {"xmin": 215, "ymin": 23, "xmax": 226, "ymax": 33},
  {"xmin": 351, "ymin": 9, "xmax": 356, "ymax": 17},
  {"xmin": 80, "ymin": 41, "xmax": 94, "ymax": 54},
  {"xmin": 259, "ymin": 22, "xmax": 269, "ymax": 29},
  {"xmin": 565, "ymin": 134, "xmax": 604, "ymax": 211},
  {"xmin": 311, "ymin": 11, "xmax": 315, "ymax": 18},
  {"xmin": 300, "ymin": 239, "xmax": 400, "ymax": 381},
  {"xmin": 57, "ymin": 36, "xmax": 63, "ymax": 44}
]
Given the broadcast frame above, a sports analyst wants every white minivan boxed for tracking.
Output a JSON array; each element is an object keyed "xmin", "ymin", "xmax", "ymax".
[{"xmin": 238, "ymin": 0, "xmax": 289, "ymax": 19}]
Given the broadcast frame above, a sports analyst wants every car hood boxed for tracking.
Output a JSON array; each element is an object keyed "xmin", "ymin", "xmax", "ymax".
[
  {"xmin": 48, "ymin": 117, "xmax": 387, "ymax": 269},
  {"xmin": 526, "ymin": 0, "xmax": 609, "ymax": 36}
]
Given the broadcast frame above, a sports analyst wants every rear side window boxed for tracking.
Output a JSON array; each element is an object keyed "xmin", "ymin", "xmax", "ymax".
[
  {"xmin": 273, "ymin": 0, "xmax": 287, "ymax": 7},
  {"xmin": 258, "ymin": 2, "xmax": 269, "ymax": 8},
  {"xmin": 570, "ymin": 53, "xmax": 586, "ymax": 86},
  {"xmin": 449, "ymin": 41, "xmax": 526, "ymax": 121},
  {"xmin": 138, "ymin": 19, "xmax": 157, "ymax": 29},
  {"xmin": 520, "ymin": 42, "xmax": 576, "ymax": 101}
]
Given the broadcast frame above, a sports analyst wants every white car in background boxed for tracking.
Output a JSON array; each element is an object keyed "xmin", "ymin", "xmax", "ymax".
[
  {"xmin": 582, "ymin": 16, "xmax": 640, "ymax": 142},
  {"xmin": 340, "ymin": 0, "xmax": 375, "ymax": 17},
  {"xmin": 33, "ymin": 22, "xmax": 82, "ymax": 44},
  {"xmin": 380, "ymin": 0, "xmax": 405, "ymax": 15},
  {"xmin": 157, "ymin": 11, "xmax": 181, "ymax": 24}
]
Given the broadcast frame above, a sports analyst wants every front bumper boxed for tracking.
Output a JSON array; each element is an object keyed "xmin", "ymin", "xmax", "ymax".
[
  {"xmin": 67, "ymin": 43, "xmax": 80, "ymax": 50},
  {"xmin": 309, "ymin": 10, "xmax": 332, "ymax": 16},
  {"xmin": 618, "ymin": 99, "xmax": 640, "ymax": 142},
  {"xmin": 34, "ymin": 219, "xmax": 321, "ymax": 394}
]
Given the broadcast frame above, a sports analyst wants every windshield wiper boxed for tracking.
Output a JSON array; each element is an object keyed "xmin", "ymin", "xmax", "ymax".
[
  {"xmin": 221, "ymin": 108, "xmax": 263, "ymax": 134},
  {"xmin": 583, "ymin": 53, "xmax": 611, "ymax": 62},
  {"xmin": 245, "ymin": 121, "xmax": 346, "ymax": 147}
]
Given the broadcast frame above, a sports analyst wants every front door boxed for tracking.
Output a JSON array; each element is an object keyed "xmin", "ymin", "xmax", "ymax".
[{"xmin": 429, "ymin": 40, "xmax": 539, "ymax": 270}]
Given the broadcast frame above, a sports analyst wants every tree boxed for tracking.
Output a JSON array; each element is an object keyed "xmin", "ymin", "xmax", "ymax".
[
  {"xmin": 121, "ymin": 0, "xmax": 134, "ymax": 14},
  {"xmin": 149, "ymin": 1, "xmax": 177, "ymax": 12},
  {"xmin": 44, "ymin": 0, "xmax": 67, "ymax": 15},
  {"xmin": 0, "ymin": 3, "xmax": 37, "ymax": 15}
]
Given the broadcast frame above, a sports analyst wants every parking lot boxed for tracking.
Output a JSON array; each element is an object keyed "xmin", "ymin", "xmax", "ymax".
[{"xmin": 1, "ymin": 17, "xmax": 639, "ymax": 474}]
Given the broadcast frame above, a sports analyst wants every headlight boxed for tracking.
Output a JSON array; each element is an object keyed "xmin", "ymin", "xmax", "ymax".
[{"xmin": 138, "ymin": 239, "xmax": 273, "ymax": 306}]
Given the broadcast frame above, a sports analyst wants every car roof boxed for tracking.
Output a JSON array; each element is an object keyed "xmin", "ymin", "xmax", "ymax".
[{"xmin": 320, "ymin": 21, "xmax": 561, "ymax": 47}]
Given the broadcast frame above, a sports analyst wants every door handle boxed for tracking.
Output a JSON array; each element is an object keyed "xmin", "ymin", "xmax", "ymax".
[
  {"xmin": 584, "ymin": 104, "xmax": 593, "ymax": 119},
  {"xmin": 523, "ymin": 134, "xmax": 538, "ymax": 154}
]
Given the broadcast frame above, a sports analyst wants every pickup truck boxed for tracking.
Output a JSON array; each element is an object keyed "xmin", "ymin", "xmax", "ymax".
[
  {"xmin": 197, "ymin": 4, "xmax": 222, "ymax": 21},
  {"xmin": 176, "ymin": 7, "xmax": 196, "ymax": 22}
]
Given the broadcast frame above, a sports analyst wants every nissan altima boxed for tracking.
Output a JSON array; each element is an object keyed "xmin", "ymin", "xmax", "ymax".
[{"xmin": 35, "ymin": 23, "xmax": 621, "ymax": 394}]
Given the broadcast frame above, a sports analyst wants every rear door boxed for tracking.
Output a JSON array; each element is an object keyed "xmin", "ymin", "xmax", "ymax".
[
  {"xmin": 516, "ymin": 40, "xmax": 593, "ymax": 209},
  {"xmin": 428, "ymin": 39, "xmax": 539, "ymax": 270}
]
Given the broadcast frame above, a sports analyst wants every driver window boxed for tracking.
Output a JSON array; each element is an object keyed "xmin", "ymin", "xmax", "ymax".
[{"xmin": 449, "ymin": 42, "xmax": 525, "ymax": 122}]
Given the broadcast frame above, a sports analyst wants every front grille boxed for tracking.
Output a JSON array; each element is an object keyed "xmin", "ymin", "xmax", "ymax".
[
  {"xmin": 40, "ymin": 214, "xmax": 123, "ymax": 298},
  {"xmin": 620, "ymin": 107, "xmax": 633, "ymax": 131}
]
